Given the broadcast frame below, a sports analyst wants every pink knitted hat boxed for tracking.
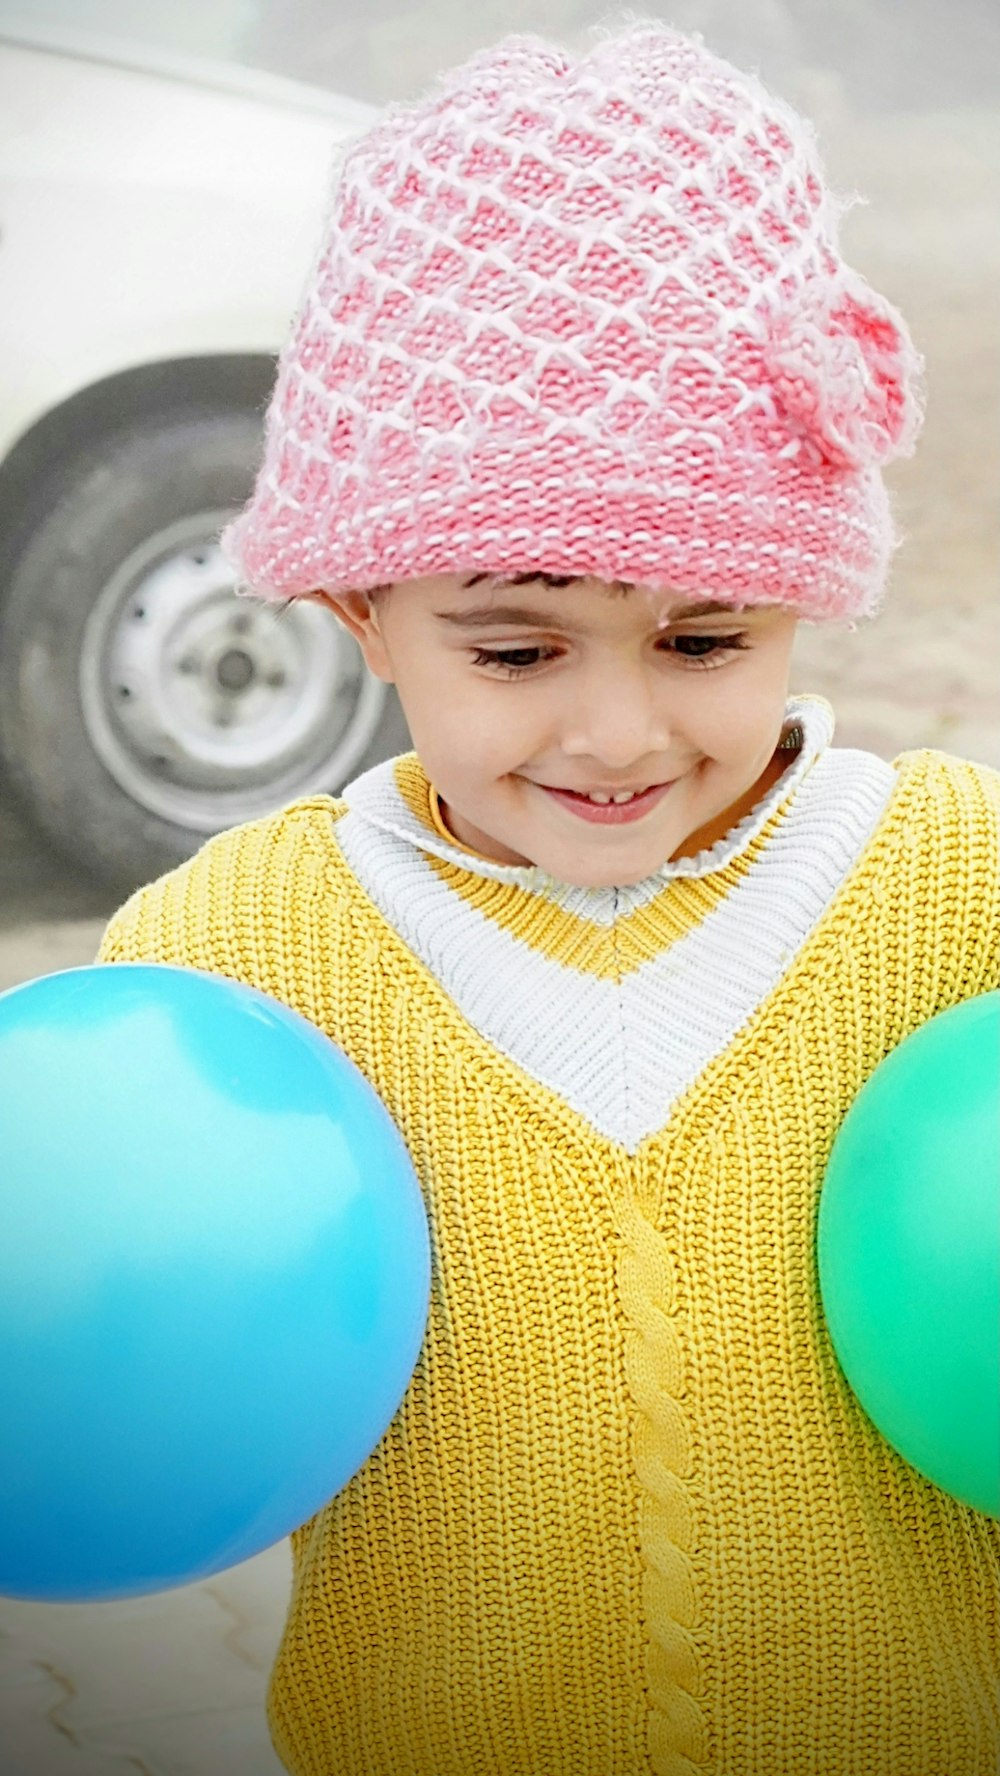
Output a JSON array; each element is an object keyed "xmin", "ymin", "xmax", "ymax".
[{"xmin": 221, "ymin": 20, "xmax": 926, "ymax": 622}]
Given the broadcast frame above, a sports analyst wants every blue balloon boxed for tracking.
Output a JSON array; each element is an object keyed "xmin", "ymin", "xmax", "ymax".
[{"xmin": 0, "ymin": 964, "xmax": 431, "ymax": 1602}]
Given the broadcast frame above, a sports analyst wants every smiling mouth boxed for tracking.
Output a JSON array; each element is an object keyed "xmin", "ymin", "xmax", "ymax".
[
  {"xmin": 531, "ymin": 779, "xmax": 677, "ymax": 824},
  {"xmin": 544, "ymin": 785, "xmax": 663, "ymax": 804}
]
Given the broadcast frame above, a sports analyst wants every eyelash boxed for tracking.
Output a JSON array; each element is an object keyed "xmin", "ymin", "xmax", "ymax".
[{"xmin": 469, "ymin": 634, "xmax": 753, "ymax": 679}]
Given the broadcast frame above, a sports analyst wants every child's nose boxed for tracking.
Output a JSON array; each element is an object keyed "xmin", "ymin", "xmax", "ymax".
[{"xmin": 560, "ymin": 668, "xmax": 673, "ymax": 768}]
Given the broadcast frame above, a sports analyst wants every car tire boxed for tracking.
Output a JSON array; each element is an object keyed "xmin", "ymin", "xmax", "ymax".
[{"xmin": 0, "ymin": 404, "xmax": 411, "ymax": 893}]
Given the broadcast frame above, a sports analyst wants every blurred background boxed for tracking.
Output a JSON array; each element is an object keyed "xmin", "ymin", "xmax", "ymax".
[{"xmin": 0, "ymin": 2, "xmax": 997, "ymax": 1770}]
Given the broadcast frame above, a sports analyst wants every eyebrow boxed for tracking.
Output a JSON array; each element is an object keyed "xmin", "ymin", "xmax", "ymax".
[{"xmin": 432, "ymin": 597, "xmax": 745, "ymax": 628}]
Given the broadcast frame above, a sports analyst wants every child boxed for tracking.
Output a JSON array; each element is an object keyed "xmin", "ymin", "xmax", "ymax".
[{"xmin": 98, "ymin": 18, "xmax": 1000, "ymax": 1774}]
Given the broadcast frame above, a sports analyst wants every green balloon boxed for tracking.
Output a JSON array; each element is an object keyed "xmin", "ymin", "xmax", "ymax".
[{"xmin": 817, "ymin": 991, "xmax": 999, "ymax": 1517}]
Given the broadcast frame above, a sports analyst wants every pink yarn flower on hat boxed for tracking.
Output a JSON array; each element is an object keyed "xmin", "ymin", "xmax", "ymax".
[{"xmin": 766, "ymin": 269, "xmax": 925, "ymax": 470}]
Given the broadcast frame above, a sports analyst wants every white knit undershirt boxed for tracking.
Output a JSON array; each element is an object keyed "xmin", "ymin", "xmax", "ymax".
[{"xmin": 333, "ymin": 694, "xmax": 898, "ymax": 1150}]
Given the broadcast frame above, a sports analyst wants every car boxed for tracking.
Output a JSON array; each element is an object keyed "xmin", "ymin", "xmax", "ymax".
[{"xmin": 0, "ymin": 16, "xmax": 410, "ymax": 890}]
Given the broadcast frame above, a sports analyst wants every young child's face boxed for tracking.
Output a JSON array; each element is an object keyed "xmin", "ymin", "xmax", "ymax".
[{"xmin": 324, "ymin": 572, "xmax": 799, "ymax": 889}]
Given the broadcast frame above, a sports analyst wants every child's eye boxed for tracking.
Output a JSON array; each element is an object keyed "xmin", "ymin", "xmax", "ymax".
[{"xmin": 470, "ymin": 635, "xmax": 752, "ymax": 678}]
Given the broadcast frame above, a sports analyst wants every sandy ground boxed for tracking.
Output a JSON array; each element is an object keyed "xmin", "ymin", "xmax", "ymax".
[{"xmin": 0, "ymin": 80, "xmax": 996, "ymax": 1776}]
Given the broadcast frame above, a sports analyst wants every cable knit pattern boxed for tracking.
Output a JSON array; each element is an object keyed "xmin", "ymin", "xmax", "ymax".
[
  {"xmin": 616, "ymin": 1190, "xmax": 706, "ymax": 1773},
  {"xmin": 97, "ymin": 720, "xmax": 1000, "ymax": 1775},
  {"xmin": 220, "ymin": 22, "xmax": 925, "ymax": 623}
]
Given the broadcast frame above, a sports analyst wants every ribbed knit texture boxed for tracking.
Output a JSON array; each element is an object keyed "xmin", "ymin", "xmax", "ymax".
[
  {"xmin": 98, "ymin": 703, "xmax": 1000, "ymax": 1775},
  {"xmin": 220, "ymin": 22, "xmax": 925, "ymax": 622}
]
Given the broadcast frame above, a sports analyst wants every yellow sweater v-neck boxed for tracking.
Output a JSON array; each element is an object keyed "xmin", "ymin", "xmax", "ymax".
[{"xmin": 98, "ymin": 694, "xmax": 1000, "ymax": 1775}]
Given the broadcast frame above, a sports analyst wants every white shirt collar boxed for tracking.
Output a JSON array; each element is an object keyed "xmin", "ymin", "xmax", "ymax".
[{"xmin": 340, "ymin": 692, "xmax": 836, "ymax": 893}]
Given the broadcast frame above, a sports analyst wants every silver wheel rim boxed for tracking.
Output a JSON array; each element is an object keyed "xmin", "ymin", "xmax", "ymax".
[{"xmin": 79, "ymin": 512, "xmax": 387, "ymax": 832}]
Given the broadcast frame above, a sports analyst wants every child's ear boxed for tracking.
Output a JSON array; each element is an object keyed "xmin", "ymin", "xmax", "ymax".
[{"xmin": 315, "ymin": 589, "xmax": 394, "ymax": 683}]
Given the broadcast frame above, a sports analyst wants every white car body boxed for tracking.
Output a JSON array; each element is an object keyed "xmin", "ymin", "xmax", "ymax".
[
  {"xmin": 0, "ymin": 20, "xmax": 378, "ymax": 462},
  {"xmin": 0, "ymin": 21, "xmax": 408, "ymax": 889}
]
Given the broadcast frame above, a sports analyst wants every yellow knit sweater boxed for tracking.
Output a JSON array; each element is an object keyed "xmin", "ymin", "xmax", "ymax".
[{"xmin": 98, "ymin": 695, "xmax": 1000, "ymax": 1776}]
